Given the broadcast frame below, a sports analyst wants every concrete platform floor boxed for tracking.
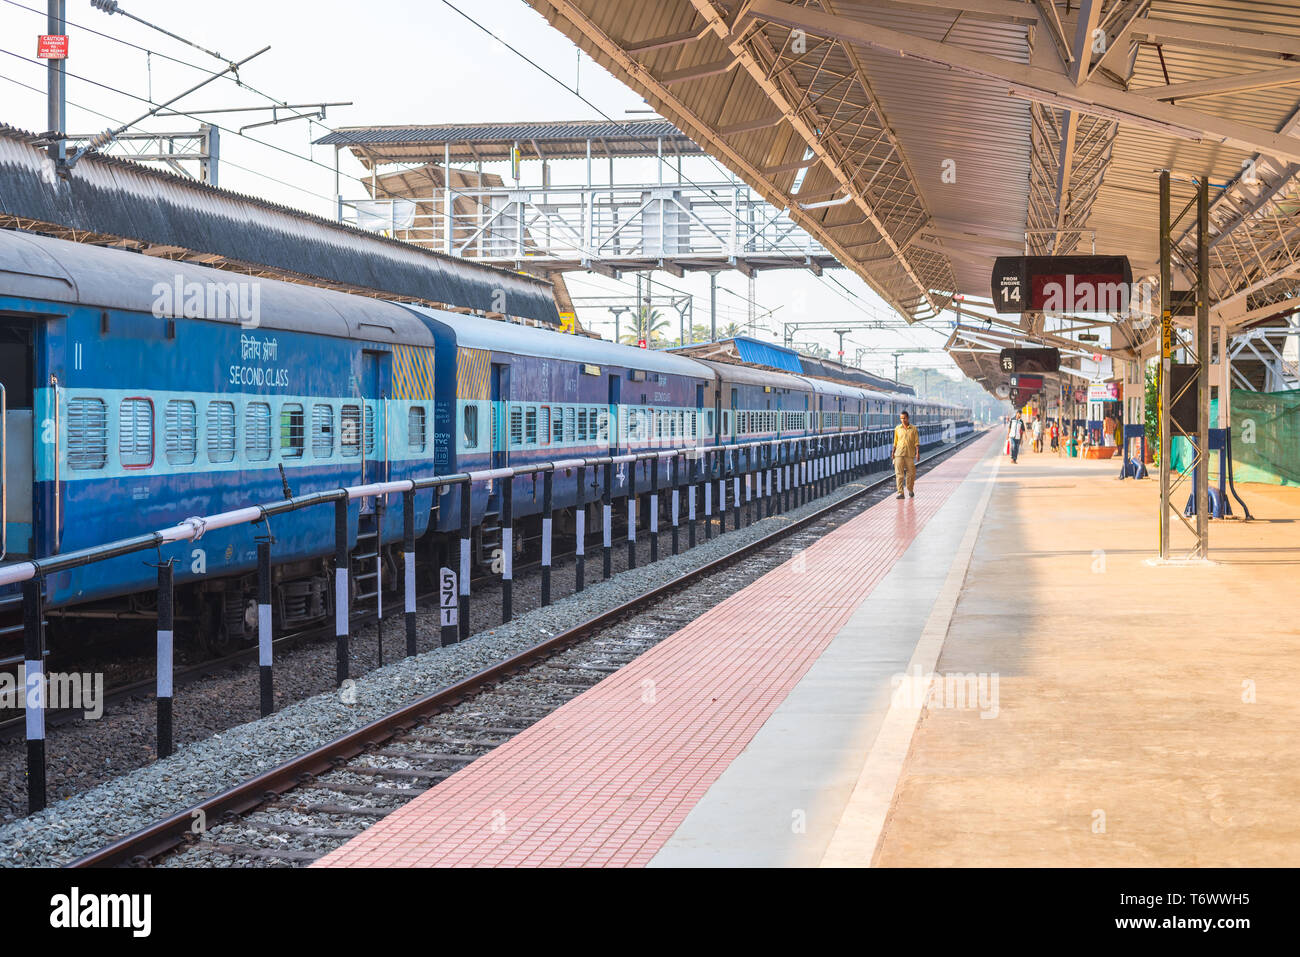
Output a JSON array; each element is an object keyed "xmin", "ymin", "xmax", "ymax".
[{"xmin": 867, "ymin": 447, "xmax": 1300, "ymax": 867}]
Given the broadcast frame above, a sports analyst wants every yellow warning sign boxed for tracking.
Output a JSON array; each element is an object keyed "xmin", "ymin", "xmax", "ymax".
[{"xmin": 559, "ymin": 312, "xmax": 577, "ymax": 334}]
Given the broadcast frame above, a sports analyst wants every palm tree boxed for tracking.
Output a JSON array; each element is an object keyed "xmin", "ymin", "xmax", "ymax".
[{"xmin": 619, "ymin": 307, "xmax": 672, "ymax": 347}]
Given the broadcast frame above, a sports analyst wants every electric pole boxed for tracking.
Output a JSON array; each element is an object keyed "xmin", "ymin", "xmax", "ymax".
[{"xmin": 47, "ymin": 0, "xmax": 67, "ymax": 166}]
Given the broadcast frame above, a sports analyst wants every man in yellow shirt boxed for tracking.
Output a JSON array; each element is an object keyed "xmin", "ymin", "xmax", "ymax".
[{"xmin": 892, "ymin": 410, "xmax": 920, "ymax": 499}]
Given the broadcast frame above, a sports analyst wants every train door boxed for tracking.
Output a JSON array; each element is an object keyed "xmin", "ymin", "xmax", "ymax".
[
  {"xmin": 491, "ymin": 363, "xmax": 509, "ymax": 471},
  {"xmin": 0, "ymin": 318, "xmax": 35, "ymax": 560},
  {"xmin": 607, "ymin": 374, "xmax": 621, "ymax": 455},
  {"xmin": 359, "ymin": 350, "xmax": 388, "ymax": 515},
  {"xmin": 695, "ymin": 383, "xmax": 705, "ymax": 444}
]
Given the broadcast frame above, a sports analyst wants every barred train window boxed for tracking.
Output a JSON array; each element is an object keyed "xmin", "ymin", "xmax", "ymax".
[
  {"xmin": 246, "ymin": 402, "xmax": 272, "ymax": 462},
  {"xmin": 67, "ymin": 397, "xmax": 108, "ymax": 471},
  {"xmin": 538, "ymin": 406, "xmax": 550, "ymax": 445},
  {"xmin": 577, "ymin": 408, "xmax": 588, "ymax": 442},
  {"xmin": 341, "ymin": 405, "xmax": 361, "ymax": 457},
  {"xmin": 312, "ymin": 404, "xmax": 334, "ymax": 458},
  {"xmin": 119, "ymin": 397, "xmax": 154, "ymax": 468},
  {"xmin": 509, "ymin": 406, "xmax": 522, "ymax": 447},
  {"xmin": 280, "ymin": 403, "xmax": 305, "ymax": 459},
  {"xmin": 563, "ymin": 407, "xmax": 574, "ymax": 443},
  {"xmin": 207, "ymin": 401, "xmax": 236, "ymax": 463},
  {"xmin": 524, "ymin": 407, "xmax": 538, "ymax": 445},
  {"xmin": 553, "ymin": 408, "xmax": 564, "ymax": 445},
  {"xmin": 597, "ymin": 409, "xmax": 609, "ymax": 443},
  {"xmin": 364, "ymin": 405, "xmax": 375, "ymax": 456},
  {"xmin": 463, "ymin": 406, "xmax": 478, "ymax": 449},
  {"xmin": 164, "ymin": 399, "xmax": 197, "ymax": 467},
  {"xmin": 409, "ymin": 405, "xmax": 426, "ymax": 453}
]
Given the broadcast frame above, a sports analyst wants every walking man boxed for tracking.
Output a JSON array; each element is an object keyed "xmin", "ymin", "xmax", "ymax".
[
  {"xmin": 892, "ymin": 410, "xmax": 920, "ymax": 499},
  {"xmin": 1007, "ymin": 412, "xmax": 1025, "ymax": 463}
]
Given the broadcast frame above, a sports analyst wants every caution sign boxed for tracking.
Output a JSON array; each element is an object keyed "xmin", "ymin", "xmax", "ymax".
[
  {"xmin": 37, "ymin": 34, "xmax": 68, "ymax": 59},
  {"xmin": 439, "ymin": 567, "xmax": 458, "ymax": 627}
]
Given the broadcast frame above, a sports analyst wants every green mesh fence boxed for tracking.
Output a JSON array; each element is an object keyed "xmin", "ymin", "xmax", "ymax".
[
  {"xmin": 1230, "ymin": 389, "xmax": 1300, "ymax": 486},
  {"xmin": 1169, "ymin": 390, "xmax": 1300, "ymax": 486}
]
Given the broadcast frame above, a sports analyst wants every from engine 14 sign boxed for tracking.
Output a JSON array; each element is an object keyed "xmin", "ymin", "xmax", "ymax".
[{"xmin": 992, "ymin": 255, "xmax": 1133, "ymax": 314}]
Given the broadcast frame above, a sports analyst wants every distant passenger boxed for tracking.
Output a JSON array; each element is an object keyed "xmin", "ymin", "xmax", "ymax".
[
  {"xmin": 1032, "ymin": 414, "xmax": 1044, "ymax": 452},
  {"xmin": 1050, "ymin": 420, "xmax": 1060, "ymax": 452},
  {"xmin": 1007, "ymin": 412, "xmax": 1025, "ymax": 463},
  {"xmin": 892, "ymin": 410, "xmax": 920, "ymax": 499}
]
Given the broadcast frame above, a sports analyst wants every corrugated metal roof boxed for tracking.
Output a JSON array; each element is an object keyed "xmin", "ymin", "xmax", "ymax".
[
  {"xmin": 315, "ymin": 119, "xmax": 703, "ymax": 164},
  {"xmin": 0, "ymin": 126, "xmax": 560, "ymax": 324},
  {"xmin": 733, "ymin": 335, "xmax": 803, "ymax": 373}
]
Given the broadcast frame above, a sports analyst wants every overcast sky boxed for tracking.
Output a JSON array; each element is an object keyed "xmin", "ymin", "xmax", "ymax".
[{"xmin": 0, "ymin": 0, "xmax": 960, "ymax": 381}]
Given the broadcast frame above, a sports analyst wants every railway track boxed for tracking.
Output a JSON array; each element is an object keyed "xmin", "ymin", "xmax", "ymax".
[{"xmin": 69, "ymin": 431, "xmax": 983, "ymax": 867}]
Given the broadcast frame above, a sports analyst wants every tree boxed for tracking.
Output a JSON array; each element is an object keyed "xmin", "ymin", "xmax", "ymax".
[{"xmin": 619, "ymin": 307, "xmax": 671, "ymax": 347}]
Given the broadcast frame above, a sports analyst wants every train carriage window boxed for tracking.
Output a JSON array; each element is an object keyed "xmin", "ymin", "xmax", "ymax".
[
  {"xmin": 552, "ymin": 407, "xmax": 563, "ymax": 445},
  {"xmin": 462, "ymin": 406, "xmax": 478, "ymax": 449},
  {"xmin": 597, "ymin": 409, "xmax": 609, "ymax": 443},
  {"xmin": 409, "ymin": 405, "xmax": 427, "ymax": 454},
  {"xmin": 312, "ymin": 404, "xmax": 334, "ymax": 458},
  {"xmin": 206, "ymin": 401, "xmax": 236, "ymax": 464},
  {"xmin": 524, "ymin": 406, "xmax": 538, "ymax": 445},
  {"xmin": 246, "ymin": 402, "xmax": 272, "ymax": 462},
  {"xmin": 119, "ymin": 397, "xmax": 154, "ymax": 469},
  {"xmin": 340, "ymin": 405, "xmax": 361, "ymax": 457},
  {"xmin": 364, "ymin": 405, "xmax": 375, "ymax": 456},
  {"xmin": 706, "ymin": 410, "xmax": 714, "ymax": 436},
  {"xmin": 509, "ymin": 405, "xmax": 522, "ymax": 447},
  {"xmin": 626, "ymin": 408, "xmax": 639, "ymax": 442},
  {"xmin": 280, "ymin": 404, "xmax": 305, "ymax": 459},
  {"xmin": 577, "ymin": 408, "xmax": 588, "ymax": 442},
  {"xmin": 67, "ymin": 397, "xmax": 108, "ymax": 471},
  {"xmin": 563, "ymin": 407, "xmax": 575, "ymax": 443},
  {"xmin": 539, "ymin": 406, "xmax": 550, "ymax": 445},
  {"xmin": 164, "ymin": 400, "xmax": 197, "ymax": 466}
]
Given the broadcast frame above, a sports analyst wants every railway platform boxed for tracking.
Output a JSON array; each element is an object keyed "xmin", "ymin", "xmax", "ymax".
[{"xmin": 314, "ymin": 433, "xmax": 1300, "ymax": 867}]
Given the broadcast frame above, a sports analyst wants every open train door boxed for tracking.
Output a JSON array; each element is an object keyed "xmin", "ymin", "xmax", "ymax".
[
  {"xmin": 0, "ymin": 318, "xmax": 35, "ymax": 560},
  {"xmin": 359, "ymin": 350, "xmax": 389, "ymax": 515},
  {"xmin": 607, "ymin": 373, "xmax": 621, "ymax": 456}
]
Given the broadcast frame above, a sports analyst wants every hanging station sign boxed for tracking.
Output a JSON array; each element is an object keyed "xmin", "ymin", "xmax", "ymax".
[{"xmin": 991, "ymin": 256, "xmax": 1133, "ymax": 314}]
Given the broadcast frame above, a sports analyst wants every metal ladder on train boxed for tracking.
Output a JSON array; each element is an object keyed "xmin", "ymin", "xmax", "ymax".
[
  {"xmin": 479, "ymin": 507, "xmax": 502, "ymax": 569},
  {"xmin": 351, "ymin": 514, "xmax": 383, "ymax": 617}
]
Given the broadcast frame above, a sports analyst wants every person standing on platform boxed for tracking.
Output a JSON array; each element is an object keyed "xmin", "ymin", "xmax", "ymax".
[
  {"xmin": 1007, "ymin": 412, "xmax": 1025, "ymax": 463},
  {"xmin": 1032, "ymin": 414, "xmax": 1044, "ymax": 452},
  {"xmin": 892, "ymin": 410, "xmax": 920, "ymax": 499}
]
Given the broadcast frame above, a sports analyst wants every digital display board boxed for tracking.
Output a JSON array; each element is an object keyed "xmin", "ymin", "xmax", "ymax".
[{"xmin": 992, "ymin": 256, "xmax": 1133, "ymax": 314}]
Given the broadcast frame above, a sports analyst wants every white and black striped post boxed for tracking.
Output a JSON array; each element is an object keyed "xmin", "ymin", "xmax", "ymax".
[
  {"xmin": 458, "ymin": 480, "xmax": 471, "ymax": 643},
  {"xmin": 403, "ymin": 490, "xmax": 417, "ymax": 657},
  {"xmin": 541, "ymin": 469, "xmax": 554, "ymax": 606},
  {"xmin": 334, "ymin": 497, "xmax": 349, "ymax": 685},
  {"xmin": 717, "ymin": 455, "xmax": 727, "ymax": 534},
  {"xmin": 688, "ymin": 453, "xmax": 698, "ymax": 548},
  {"xmin": 257, "ymin": 538, "xmax": 274, "ymax": 717},
  {"xmin": 649, "ymin": 456, "xmax": 659, "ymax": 563},
  {"xmin": 575, "ymin": 465, "xmax": 587, "ymax": 592},
  {"xmin": 23, "ymin": 578, "xmax": 45, "ymax": 814},
  {"xmin": 156, "ymin": 561, "xmax": 174, "ymax": 758},
  {"xmin": 501, "ymin": 473, "xmax": 514, "ymax": 623},
  {"xmin": 602, "ymin": 462, "xmax": 613, "ymax": 580},
  {"xmin": 626, "ymin": 461, "xmax": 638, "ymax": 569},
  {"xmin": 732, "ymin": 456, "xmax": 741, "ymax": 530},
  {"xmin": 374, "ymin": 500, "xmax": 384, "ymax": 668},
  {"xmin": 706, "ymin": 451, "xmax": 716, "ymax": 538},
  {"xmin": 670, "ymin": 455, "xmax": 680, "ymax": 555}
]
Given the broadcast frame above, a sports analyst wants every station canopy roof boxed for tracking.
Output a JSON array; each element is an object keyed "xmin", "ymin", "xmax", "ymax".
[
  {"xmin": 316, "ymin": 118, "xmax": 704, "ymax": 166},
  {"xmin": 525, "ymin": 0, "xmax": 1300, "ymax": 392}
]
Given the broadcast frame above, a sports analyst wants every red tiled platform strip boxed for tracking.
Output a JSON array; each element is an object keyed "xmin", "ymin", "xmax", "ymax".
[{"xmin": 316, "ymin": 433, "xmax": 996, "ymax": 867}]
